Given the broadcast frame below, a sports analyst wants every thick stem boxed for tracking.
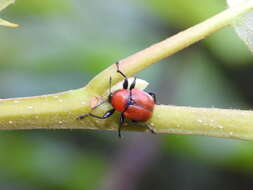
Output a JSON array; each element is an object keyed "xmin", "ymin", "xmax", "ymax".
[
  {"xmin": 0, "ymin": 88, "xmax": 94, "ymax": 129},
  {"xmin": 3, "ymin": 94, "xmax": 253, "ymax": 141},
  {"xmin": 151, "ymin": 105, "xmax": 253, "ymax": 141}
]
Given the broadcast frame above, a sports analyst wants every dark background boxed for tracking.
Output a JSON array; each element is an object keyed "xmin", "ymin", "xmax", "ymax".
[{"xmin": 1, "ymin": 0, "xmax": 253, "ymax": 189}]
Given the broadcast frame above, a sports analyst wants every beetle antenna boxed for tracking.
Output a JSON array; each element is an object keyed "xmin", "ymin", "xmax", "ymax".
[
  {"xmin": 116, "ymin": 61, "xmax": 127, "ymax": 79},
  {"xmin": 109, "ymin": 76, "xmax": 112, "ymax": 94},
  {"xmin": 129, "ymin": 77, "xmax": 136, "ymax": 103},
  {"xmin": 146, "ymin": 124, "xmax": 156, "ymax": 134},
  {"xmin": 116, "ymin": 62, "xmax": 129, "ymax": 89},
  {"xmin": 108, "ymin": 76, "xmax": 113, "ymax": 102},
  {"xmin": 130, "ymin": 77, "xmax": 136, "ymax": 90}
]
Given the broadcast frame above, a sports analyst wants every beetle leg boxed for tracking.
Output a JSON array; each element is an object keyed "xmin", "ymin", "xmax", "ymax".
[
  {"xmin": 77, "ymin": 109, "xmax": 115, "ymax": 120},
  {"xmin": 91, "ymin": 100, "xmax": 107, "ymax": 110},
  {"xmin": 146, "ymin": 124, "xmax": 156, "ymax": 134},
  {"xmin": 116, "ymin": 61, "xmax": 128, "ymax": 89},
  {"xmin": 118, "ymin": 113, "xmax": 125, "ymax": 138},
  {"xmin": 147, "ymin": 92, "xmax": 157, "ymax": 104}
]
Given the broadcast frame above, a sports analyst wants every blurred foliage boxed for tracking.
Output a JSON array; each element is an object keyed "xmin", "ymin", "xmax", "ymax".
[
  {"xmin": 144, "ymin": 0, "xmax": 253, "ymax": 65},
  {"xmin": 1, "ymin": 0, "xmax": 253, "ymax": 189},
  {"xmin": 0, "ymin": 131, "xmax": 105, "ymax": 190},
  {"xmin": 8, "ymin": 0, "xmax": 72, "ymax": 17}
]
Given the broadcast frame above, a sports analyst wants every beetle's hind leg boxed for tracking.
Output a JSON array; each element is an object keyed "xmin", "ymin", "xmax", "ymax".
[
  {"xmin": 131, "ymin": 121, "xmax": 156, "ymax": 135},
  {"xmin": 146, "ymin": 124, "xmax": 156, "ymax": 134},
  {"xmin": 147, "ymin": 92, "xmax": 157, "ymax": 104},
  {"xmin": 118, "ymin": 113, "xmax": 126, "ymax": 138}
]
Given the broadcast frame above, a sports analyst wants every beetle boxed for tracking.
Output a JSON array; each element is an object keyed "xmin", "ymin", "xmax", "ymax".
[{"xmin": 78, "ymin": 62, "xmax": 156, "ymax": 138}]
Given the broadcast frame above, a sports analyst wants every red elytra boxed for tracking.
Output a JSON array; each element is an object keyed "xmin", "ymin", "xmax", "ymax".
[
  {"xmin": 78, "ymin": 62, "xmax": 156, "ymax": 138},
  {"xmin": 110, "ymin": 88, "xmax": 154, "ymax": 121}
]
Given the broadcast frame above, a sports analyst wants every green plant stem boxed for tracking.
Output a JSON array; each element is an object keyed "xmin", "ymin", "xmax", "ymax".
[
  {"xmin": 0, "ymin": 1, "xmax": 253, "ymax": 141},
  {"xmin": 152, "ymin": 106, "xmax": 253, "ymax": 141}
]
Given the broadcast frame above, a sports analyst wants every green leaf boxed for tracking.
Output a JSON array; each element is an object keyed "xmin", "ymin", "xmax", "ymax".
[
  {"xmin": 0, "ymin": 0, "xmax": 18, "ymax": 27},
  {"xmin": 0, "ymin": 18, "xmax": 18, "ymax": 27},
  {"xmin": 227, "ymin": 0, "xmax": 253, "ymax": 52},
  {"xmin": 0, "ymin": 0, "xmax": 15, "ymax": 12}
]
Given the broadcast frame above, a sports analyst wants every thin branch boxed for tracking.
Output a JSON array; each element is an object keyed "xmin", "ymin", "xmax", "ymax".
[{"xmin": 87, "ymin": 0, "xmax": 253, "ymax": 94}]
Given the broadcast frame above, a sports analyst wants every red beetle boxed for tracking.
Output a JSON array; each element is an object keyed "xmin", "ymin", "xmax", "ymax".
[{"xmin": 78, "ymin": 62, "xmax": 156, "ymax": 138}]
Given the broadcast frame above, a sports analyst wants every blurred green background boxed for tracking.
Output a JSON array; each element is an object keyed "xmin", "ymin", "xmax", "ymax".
[{"xmin": 1, "ymin": 0, "xmax": 253, "ymax": 189}]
